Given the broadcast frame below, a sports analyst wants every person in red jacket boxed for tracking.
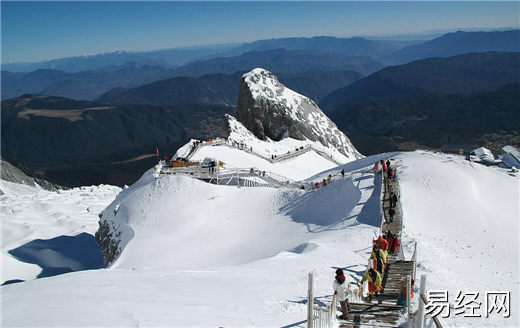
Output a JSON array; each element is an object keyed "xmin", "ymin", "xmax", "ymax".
[
  {"xmin": 375, "ymin": 235, "xmax": 389, "ymax": 256},
  {"xmin": 387, "ymin": 231, "xmax": 399, "ymax": 254},
  {"xmin": 396, "ymin": 278, "xmax": 415, "ymax": 306}
]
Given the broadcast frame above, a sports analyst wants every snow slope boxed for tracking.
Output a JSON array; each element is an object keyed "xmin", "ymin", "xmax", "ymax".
[
  {"xmin": 1, "ymin": 180, "xmax": 121, "ymax": 284},
  {"xmin": 398, "ymin": 151, "xmax": 519, "ymax": 327},
  {"xmin": 3, "ymin": 161, "xmax": 381, "ymax": 326},
  {"xmin": 1, "ymin": 150, "xmax": 518, "ymax": 327}
]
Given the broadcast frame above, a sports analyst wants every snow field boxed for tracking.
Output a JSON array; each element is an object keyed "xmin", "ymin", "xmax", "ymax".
[
  {"xmin": 2, "ymin": 150, "xmax": 518, "ymax": 327},
  {"xmin": 1, "ymin": 180, "xmax": 121, "ymax": 283},
  {"xmin": 398, "ymin": 151, "xmax": 519, "ymax": 327},
  {"xmin": 2, "ymin": 168, "xmax": 381, "ymax": 326}
]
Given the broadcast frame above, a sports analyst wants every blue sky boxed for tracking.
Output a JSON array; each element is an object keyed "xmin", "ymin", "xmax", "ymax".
[{"xmin": 1, "ymin": 1, "xmax": 519, "ymax": 63}]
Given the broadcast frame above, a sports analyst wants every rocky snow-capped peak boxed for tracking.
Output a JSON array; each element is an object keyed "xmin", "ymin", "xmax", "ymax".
[{"xmin": 236, "ymin": 68, "xmax": 362, "ymax": 160}]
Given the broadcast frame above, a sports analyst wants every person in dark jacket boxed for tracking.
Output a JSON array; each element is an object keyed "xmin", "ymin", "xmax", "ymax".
[
  {"xmin": 388, "ymin": 208, "xmax": 395, "ymax": 223},
  {"xmin": 370, "ymin": 245, "xmax": 386, "ymax": 274},
  {"xmin": 392, "ymin": 193, "xmax": 398, "ymax": 207}
]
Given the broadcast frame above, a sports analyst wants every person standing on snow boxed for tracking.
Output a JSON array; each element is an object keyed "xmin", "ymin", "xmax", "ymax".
[
  {"xmin": 361, "ymin": 268, "xmax": 382, "ymax": 303},
  {"xmin": 333, "ymin": 268, "xmax": 350, "ymax": 319},
  {"xmin": 341, "ymin": 169, "xmax": 345, "ymax": 178}
]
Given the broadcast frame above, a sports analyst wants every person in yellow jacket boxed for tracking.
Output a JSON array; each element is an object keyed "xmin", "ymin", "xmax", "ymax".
[
  {"xmin": 370, "ymin": 244, "xmax": 387, "ymax": 274},
  {"xmin": 361, "ymin": 268, "xmax": 382, "ymax": 303}
]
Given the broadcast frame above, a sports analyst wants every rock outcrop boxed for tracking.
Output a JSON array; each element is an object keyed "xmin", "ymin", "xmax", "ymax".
[
  {"xmin": 1, "ymin": 158, "xmax": 60, "ymax": 191},
  {"xmin": 95, "ymin": 216, "xmax": 123, "ymax": 266},
  {"xmin": 236, "ymin": 68, "xmax": 362, "ymax": 160}
]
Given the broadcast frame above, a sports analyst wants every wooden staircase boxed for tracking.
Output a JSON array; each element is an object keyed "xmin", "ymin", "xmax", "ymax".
[
  {"xmin": 337, "ymin": 302, "xmax": 404, "ymax": 328},
  {"xmin": 338, "ymin": 165, "xmax": 413, "ymax": 328}
]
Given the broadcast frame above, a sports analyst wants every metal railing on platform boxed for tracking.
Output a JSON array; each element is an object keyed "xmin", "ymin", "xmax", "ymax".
[
  {"xmin": 154, "ymin": 163, "xmax": 316, "ymax": 189},
  {"xmin": 185, "ymin": 138, "xmax": 344, "ymax": 166}
]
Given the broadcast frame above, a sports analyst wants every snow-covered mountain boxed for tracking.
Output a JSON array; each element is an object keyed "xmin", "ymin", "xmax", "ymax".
[
  {"xmin": 1, "ymin": 140, "xmax": 518, "ymax": 327},
  {"xmin": 236, "ymin": 68, "xmax": 362, "ymax": 160}
]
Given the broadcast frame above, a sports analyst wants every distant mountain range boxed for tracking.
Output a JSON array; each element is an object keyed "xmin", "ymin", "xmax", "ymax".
[
  {"xmin": 2, "ymin": 63, "xmax": 178, "ymax": 101},
  {"xmin": 5, "ymin": 29, "xmax": 517, "ymax": 73},
  {"xmin": 385, "ymin": 29, "xmax": 520, "ymax": 64},
  {"xmin": 1, "ymin": 35, "xmax": 412, "ymax": 73},
  {"xmin": 322, "ymin": 52, "xmax": 520, "ymax": 155},
  {"xmin": 173, "ymin": 48, "xmax": 383, "ymax": 77},
  {"xmin": 2, "ymin": 30, "xmax": 518, "ymax": 103},
  {"xmin": 1, "ymin": 95, "xmax": 233, "ymax": 187},
  {"xmin": 330, "ymin": 82, "xmax": 520, "ymax": 155},
  {"xmin": 225, "ymin": 36, "xmax": 418, "ymax": 59},
  {"xmin": 1, "ymin": 44, "xmax": 239, "ymax": 73},
  {"xmin": 2, "ymin": 49, "xmax": 376, "ymax": 101},
  {"xmin": 2, "ymin": 29, "xmax": 520, "ymax": 187},
  {"xmin": 320, "ymin": 52, "xmax": 520, "ymax": 111},
  {"xmin": 98, "ymin": 70, "xmax": 363, "ymax": 106}
]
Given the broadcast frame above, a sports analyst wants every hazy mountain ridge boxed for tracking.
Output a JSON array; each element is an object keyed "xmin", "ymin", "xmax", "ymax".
[
  {"xmin": 1, "ymin": 64, "xmax": 179, "ymax": 101},
  {"xmin": 226, "ymin": 35, "xmax": 418, "ymax": 58},
  {"xmin": 2, "ymin": 49, "xmax": 374, "ymax": 102},
  {"xmin": 97, "ymin": 70, "xmax": 363, "ymax": 106},
  {"xmin": 320, "ymin": 52, "xmax": 520, "ymax": 111},
  {"xmin": 173, "ymin": 48, "xmax": 383, "ymax": 77},
  {"xmin": 1, "ymin": 35, "xmax": 411, "ymax": 73},
  {"xmin": 385, "ymin": 29, "xmax": 520, "ymax": 64},
  {"xmin": 1, "ymin": 44, "xmax": 239, "ymax": 73},
  {"xmin": 3, "ymin": 30, "xmax": 518, "ymax": 103},
  {"xmin": 98, "ymin": 72, "xmax": 242, "ymax": 106}
]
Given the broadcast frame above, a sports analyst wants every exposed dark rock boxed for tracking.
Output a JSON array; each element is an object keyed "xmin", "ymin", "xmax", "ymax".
[
  {"xmin": 236, "ymin": 68, "xmax": 361, "ymax": 160},
  {"xmin": 95, "ymin": 219, "xmax": 122, "ymax": 266}
]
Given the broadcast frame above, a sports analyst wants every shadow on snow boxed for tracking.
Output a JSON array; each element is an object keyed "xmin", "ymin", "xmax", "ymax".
[{"xmin": 7, "ymin": 232, "xmax": 105, "ymax": 281}]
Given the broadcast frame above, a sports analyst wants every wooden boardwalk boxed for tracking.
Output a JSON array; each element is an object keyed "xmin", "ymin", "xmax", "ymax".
[{"xmin": 338, "ymin": 163, "xmax": 414, "ymax": 328}]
